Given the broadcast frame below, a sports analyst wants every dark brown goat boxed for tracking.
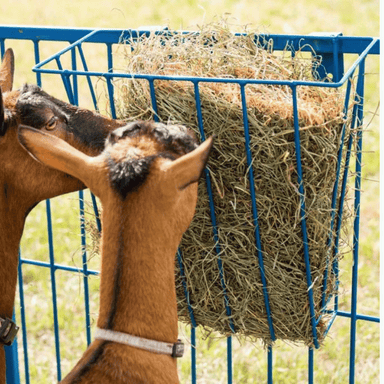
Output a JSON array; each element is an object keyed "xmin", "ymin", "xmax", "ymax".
[{"xmin": 0, "ymin": 48, "xmax": 126, "ymax": 383}]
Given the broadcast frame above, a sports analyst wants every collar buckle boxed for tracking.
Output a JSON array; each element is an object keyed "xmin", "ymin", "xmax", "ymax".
[
  {"xmin": 0, "ymin": 317, "xmax": 19, "ymax": 346},
  {"xmin": 171, "ymin": 340, "xmax": 184, "ymax": 358}
]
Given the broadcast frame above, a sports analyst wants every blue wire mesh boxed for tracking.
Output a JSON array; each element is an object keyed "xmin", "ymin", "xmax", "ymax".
[{"xmin": 0, "ymin": 26, "xmax": 379, "ymax": 384}]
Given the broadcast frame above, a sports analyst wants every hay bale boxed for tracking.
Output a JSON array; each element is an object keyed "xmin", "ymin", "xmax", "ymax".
[{"xmin": 110, "ymin": 21, "xmax": 351, "ymax": 346}]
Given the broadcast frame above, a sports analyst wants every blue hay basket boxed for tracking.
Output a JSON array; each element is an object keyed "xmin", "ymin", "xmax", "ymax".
[{"xmin": 0, "ymin": 26, "xmax": 380, "ymax": 383}]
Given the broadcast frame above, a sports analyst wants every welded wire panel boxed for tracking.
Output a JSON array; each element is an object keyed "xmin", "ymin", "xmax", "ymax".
[
  {"xmin": 1, "ymin": 27, "xmax": 379, "ymax": 384},
  {"xmin": 31, "ymin": 27, "xmax": 379, "ymax": 382}
]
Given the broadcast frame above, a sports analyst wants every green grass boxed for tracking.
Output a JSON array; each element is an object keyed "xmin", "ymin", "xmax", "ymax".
[{"xmin": 1, "ymin": 1, "xmax": 379, "ymax": 383}]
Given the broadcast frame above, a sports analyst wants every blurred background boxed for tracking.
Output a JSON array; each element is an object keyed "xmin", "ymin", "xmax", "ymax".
[{"xmin": 1, "ymin": 0, "xmax": 379, "ymax": 383}]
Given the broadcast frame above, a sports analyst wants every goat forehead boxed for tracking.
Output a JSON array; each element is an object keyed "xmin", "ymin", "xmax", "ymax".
[
  {"xmin": 18, "ymin": 84, "xmax": 46, "ymax": 104},
  {"xmin": 18, "ymin": 85, "xmax": 53, "ymax": 107},
  {"xmin": 17, "ymin": 84, "xmax": 69, "ymax": 113},
  {"xmin": 16, "ymin": 85, "xmax": 70, "ymax": 124}
]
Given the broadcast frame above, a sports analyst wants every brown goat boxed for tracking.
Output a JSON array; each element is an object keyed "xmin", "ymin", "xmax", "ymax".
[
  {"xmin": 18, "ymin": 121, "xmax": 214, "ymax": 383},
  {"xmin": 0, "ymin": 48, "xmax": 126, "ymax": 382}
]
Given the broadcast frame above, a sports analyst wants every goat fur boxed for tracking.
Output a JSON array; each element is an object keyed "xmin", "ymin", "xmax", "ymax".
[
  {"xmin": 18, "ymin": 123, "xmax": 214, "ymax": 383},
  {"xmin": 0, "ymin": 48, "xmax": 126, "ymax": 383}
]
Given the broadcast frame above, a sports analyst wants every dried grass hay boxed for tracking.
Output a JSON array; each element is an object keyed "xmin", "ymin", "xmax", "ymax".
[{"xmin": 107, "ymin": 20, "xmax": 352, "ymax": 347}]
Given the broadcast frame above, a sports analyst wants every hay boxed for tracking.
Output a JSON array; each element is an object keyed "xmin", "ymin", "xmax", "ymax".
[{"xmin": 108, "ymin": 20, "xmax": 352, "ymax": 347}]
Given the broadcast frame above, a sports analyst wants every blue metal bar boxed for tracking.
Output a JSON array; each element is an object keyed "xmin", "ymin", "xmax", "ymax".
[
  {"xmin": 0, "ymin": 40, "xmax": 5, "ymax": 57},
  {"xmin": 336, "ymin": 311, "xmax": 379, "ymax": 323},
  {"xmin": 106, "ymin": 77, "xmax": 117, "ymax": 119},
  {"xmin": 291, "ymin": 85, "xmax": 319, "ymax": 349},
  {"xmin": 71, "ymin": 48, "xmax": 78, "ymax": 106},
  {"xmin": 4, "ymin": 312, "xmax": 20, "ymax": 384},
  {"xmin": 349, "ymin": 59, "xmax": 366, "ymax": 384},
  {"xmin": 191, "ymin": 327, "xmax": 197, "ymax": 384},
  {"xmin": 148, "ymin": 80, "xmax": 160, "ymax": 122},
  {"xmin": 33, "ymin": 37, "xmax": 378, "ymax": 91},
  {"xmin": 46, "ymin": 199, "xmax": 62, "ymax": 381},
  {"xmin": 267, "ymin": 346, "xmax": 273, "ymax": 384},
  {"xmin": 331, "ymin": 36, "xmax": 343, "ymax": 82},
  {"xmin": 19, "ymin": 258, "xmax": 99, "ymax": 276},
  {"xmin": 227, "ymin": 337, "xmax": 233, "ymax": 384},
  {"xmin": 193, "ymin": 81, "xmax": 234, "ymax": 332},
  {"xmin": 104, "ymin": 43, "xmax": 114, "ymax": 116},
  {"xmin": 332, "ymin": 86, "xmax": 362, "ymax": 315},
  {"xmin": 33, "ymin": 29, "xmax": 100, "ymax": 70},
  {"xmin": 33, "ymin": 40, "xmax": 42, "ymax": 87},
  {"xmin": 256, "ymin": 34, "xmax": 380, "ymax": 56},
  {"xmin": 312, "ymin": 33, "xmax": 344, "ymax": 81},
  {"xmin": 176, "ymin": 250, "xmax": 197, "ymax": 328},
  {"xmin": 17, "ymin": 252, "xmax": 29, "ymax": 384},
  {"xmin": 0, "ymin": 26, "xmax": 379, "ymax": 55},
  {"xmin": 55, "ymin": 57, "xmax": 75, "ymax": 105},
  {"xmin": 319, "ymin": 310, "xmax": 338, "ymax": 340},
  {"xmin": 0, "ymin": 26, "xmax": 96, "ymax": 43},
  {"xmin": 320, "ymin": 72, "xmax": 354, "ymax": 311},
  {"xmin": 79, "ymin": 190, "xmax": 92, "ymax": 346},
  {"xmin": 308, "ymin": 348, "xmax": 314, "ymax": 384},
  {"xmin": 32, "ymin": 66, "xmax": 354, "ymax": 89},
  {"xmin": 90, "ymin": 193, "xmax": 102, "ymax": 233},
  {"xmin": 240, "ymin": 84, "xmax": 276, "ymax": 342},
  {"xmin": 77, "ymin": 44, "xmax": 98, "ymax": 110},
  {"xmin": 193, "ymin": 82, "xmax": 234, "ymax": 384},
  {"xmin": 107, "ymin": 43, "xmax": 113, "ymax": 72}
]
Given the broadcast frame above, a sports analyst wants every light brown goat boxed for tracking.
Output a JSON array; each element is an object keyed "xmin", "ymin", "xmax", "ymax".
[
  {"xmin": 0, "ymin": 48, "xmax": 126, "ymax": 382},
  {"xmin": 18, "ymin": 121, "xmax": 214, "ymax": 383}
]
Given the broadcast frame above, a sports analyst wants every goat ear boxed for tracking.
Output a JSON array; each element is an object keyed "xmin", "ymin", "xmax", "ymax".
[
  {"xmin": 18, "ymin": 125, "xmax": 101, "ymax": 190},
  {"xmin": 0, "ymin": 49, "xmax": 14, "ymax": 92},
  {"xmin": 163, "ymin": 135, "xmax": 215, "ymax": 190},
  {"xmin": 0, "ymin": 88, "xmax": 13, "ymax": 137}
]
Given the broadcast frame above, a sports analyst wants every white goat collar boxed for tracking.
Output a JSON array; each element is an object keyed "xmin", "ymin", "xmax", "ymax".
[{"xmin": 94, "ymin": 328, "xmax": 184, "ymax": 358}]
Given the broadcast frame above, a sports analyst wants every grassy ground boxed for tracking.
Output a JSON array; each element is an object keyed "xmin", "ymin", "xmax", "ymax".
[{"xmin": 1, "ymin": 1, "xmax": 379, "ymax": 383}]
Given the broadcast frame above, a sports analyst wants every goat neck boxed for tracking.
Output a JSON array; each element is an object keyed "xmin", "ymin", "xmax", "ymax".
[
  {"xmin": 17, "ymin": 122, "xmax": 214, "ymax": 384},
  {"xmin": 65, "ymin": 161, "xmax": 198, "ymax": 384},
  {"xmin": 98, "ymin": 192, "xmax": 184, "ymax": 342}
]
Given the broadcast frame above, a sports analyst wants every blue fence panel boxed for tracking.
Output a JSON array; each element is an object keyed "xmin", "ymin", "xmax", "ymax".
[{"xmin": 0, "ymin": 26, "xmax": 379, "ymax": 384}]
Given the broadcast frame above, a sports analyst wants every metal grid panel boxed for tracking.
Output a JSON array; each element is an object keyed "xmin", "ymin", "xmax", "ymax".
[{"xmin": 0, "ymin": 26, "xmax": 379, "ymax": 384}]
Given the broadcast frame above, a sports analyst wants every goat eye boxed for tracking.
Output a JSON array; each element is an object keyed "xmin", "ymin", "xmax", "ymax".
[{"xmin": 46, "ymin": 117, "xmax": 58, "ymax": 130}]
